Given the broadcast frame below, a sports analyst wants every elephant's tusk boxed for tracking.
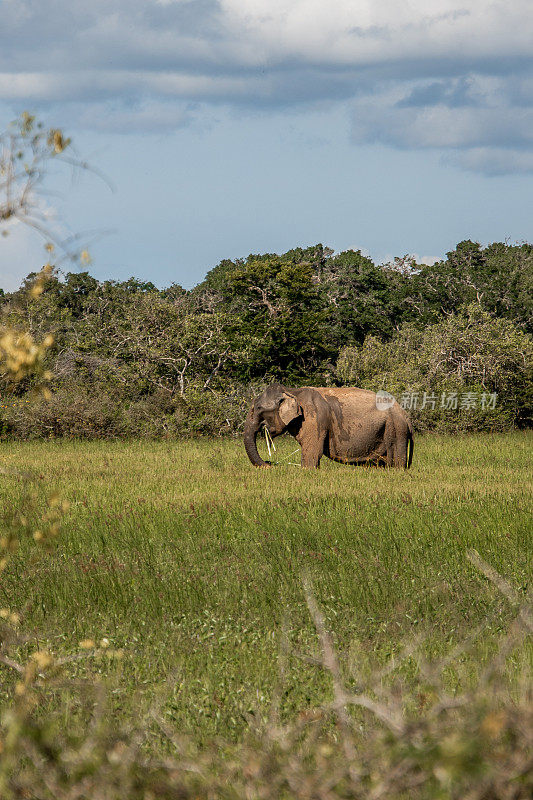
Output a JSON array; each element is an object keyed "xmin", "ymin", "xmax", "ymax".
[{"xmin": 264, "ymin": 425, "xmax": 276, "ymax": 459}]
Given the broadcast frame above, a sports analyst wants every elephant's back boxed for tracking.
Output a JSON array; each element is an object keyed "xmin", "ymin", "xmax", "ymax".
[
  {"xmin": 315, "ymin": 386, "xmax": 409, "ymax": 430},
  {"xmin": 314, "ymin": 386, "xmax": 382, "ymax": 411},
  {"xmin": 298, "ymin": 385, "xmax": 409, "ymax": 426}
]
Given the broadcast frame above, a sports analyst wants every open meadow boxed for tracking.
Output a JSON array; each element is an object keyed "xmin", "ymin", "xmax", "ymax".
[{"xmin": 0, "ymin": 431, "xmax": 531, "ymax": 750}]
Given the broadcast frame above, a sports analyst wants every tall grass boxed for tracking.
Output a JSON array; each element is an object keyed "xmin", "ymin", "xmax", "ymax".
[
  {"xmin": 0, "ymin": 432, "xmax": 531, "ymax": 797},
  {"xmin": 0, "ymin": 433, "xmax": 530, "ymax": 744}
]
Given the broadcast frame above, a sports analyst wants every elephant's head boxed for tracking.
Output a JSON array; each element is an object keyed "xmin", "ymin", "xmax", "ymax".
[{"xmin": 243, "ymin": 383, "xmax": 303, "ymax": 467}]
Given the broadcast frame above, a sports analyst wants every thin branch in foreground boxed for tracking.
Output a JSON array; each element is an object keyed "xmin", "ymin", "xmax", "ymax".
[{"xmin": 468, "ymin": 549, "xmax": 532, "ymax": 633}]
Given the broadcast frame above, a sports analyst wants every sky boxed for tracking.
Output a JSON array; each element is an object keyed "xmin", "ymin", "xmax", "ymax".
[{"xmin": 1, "ymin": 0, "xmax": 533, "ymax": 291}]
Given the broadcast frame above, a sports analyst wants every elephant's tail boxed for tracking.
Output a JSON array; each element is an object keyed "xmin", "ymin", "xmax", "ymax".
[{"xmin": 406, "ymin": 419, "xmax": 414, "ymax": 468}]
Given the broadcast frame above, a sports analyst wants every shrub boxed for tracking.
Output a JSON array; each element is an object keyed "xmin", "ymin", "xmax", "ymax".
[
  {"xmin": 0, "ymin": 381, "xmax": 263, "ymax": 439},
  {"xmin": 337, "ymin": 305, "xmax": 533, "ymax": 432}
]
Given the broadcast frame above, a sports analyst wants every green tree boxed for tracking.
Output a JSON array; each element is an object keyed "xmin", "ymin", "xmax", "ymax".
[
  {"xmin": 197, "ymin": 245, "xmax": 333, "ymax": 382},
  {"xmin": 403, "ymin": 240, "xmax": 533, "ymax": 331},
  {"xmin": 337, "ymin": 305, "xmax": 533, "ymax": 431},
  {"xmin": 318, "ymin": 249, "xmax": 409, "ymax": 345}
]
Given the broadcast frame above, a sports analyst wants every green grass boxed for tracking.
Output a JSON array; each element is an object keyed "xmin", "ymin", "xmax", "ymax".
[{"xmin": 0, "ymin": 432, "xmax": 531, "ymax": 743}]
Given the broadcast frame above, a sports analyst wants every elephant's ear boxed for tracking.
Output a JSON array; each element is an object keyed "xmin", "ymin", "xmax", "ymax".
[{"xmin": 279, "ymin": 393, "xmax": 302, "ymax": 426}]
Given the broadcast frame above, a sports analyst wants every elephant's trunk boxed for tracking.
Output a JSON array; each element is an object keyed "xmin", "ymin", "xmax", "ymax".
[{"xmin": 243, "ymin": 409, "xmax": 269, "ymax": 467}]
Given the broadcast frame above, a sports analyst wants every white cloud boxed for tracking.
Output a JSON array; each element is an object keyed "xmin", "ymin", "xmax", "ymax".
[
  {"xmin": 0, "ymin": 70, "xmax": 253, "ymax": 103},
  {"xmin": 0, "ymin": 222, "xmax": 50, "ymax": 292},
  {"xmin": 414, "ymin": 254, "xmax": 442, "ymax": 266},
  {"xmin": 219, "ymin": 1, "xmax": 533, "ymax": 65},
  {"xmin": 1, "ymin": 2, "xmax": 533, "ymax": 173},
  {"xmin": 444, "ymin": 147, "xmax": 533, "ymax": 175},
  {"xmin": 76, "ymin": 99, "xmax": 193, "ymax": 133},
  {"xmin": 351, "ymin": 88, "xmax": 533, "ymax": 151},
  {"xmin": 380, "ymin": 252, "xmax": 443, "ymax": 268},
  {"xmin": 3, "ymin": 2, "xmax": 532, "ymax": 72},
  {"xmin": 349, "ymin": 73, "xmax": 533, "ymax": 173}
]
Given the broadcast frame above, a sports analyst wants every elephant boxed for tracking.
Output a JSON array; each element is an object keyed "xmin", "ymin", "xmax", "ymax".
[{"xmin": 244, "ymin": 383, "xmax": 413, "ymax": 469}]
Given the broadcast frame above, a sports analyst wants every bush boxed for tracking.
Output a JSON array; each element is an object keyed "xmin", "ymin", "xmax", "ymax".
[
  {"xmin": 337, "ymin": 305, "xmax": 533, "ymax": 432},
  {"xmin": 0, "ymin": 381, "xmax": 262, "ymax": 440}
]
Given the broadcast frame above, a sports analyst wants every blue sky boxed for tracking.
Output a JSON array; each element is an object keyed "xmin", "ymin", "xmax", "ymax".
[{"xmin": 1, "ymin": 0, "xmax": 533, "ymax": 290}]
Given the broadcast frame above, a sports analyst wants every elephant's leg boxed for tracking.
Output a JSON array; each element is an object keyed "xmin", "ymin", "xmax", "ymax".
[
  {"xmin": 300, "ymin": 432, "xmax": 326, "ymax": 468},
  {"xmin": 393, "ymin": 437, "xmax": 408, "ymax": 468},
  {"xmin": 300, "ymin": 446, "xmax": 321, "ymax": 468},
  {"xmin": 295, "ymin": 420, "xmax": 326, "ymax": 469}
]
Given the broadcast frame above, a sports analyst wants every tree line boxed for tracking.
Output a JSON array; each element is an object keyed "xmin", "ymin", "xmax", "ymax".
[{"xmin": 0, "ymin": 240, "xmax": 531, "ymax": 437}]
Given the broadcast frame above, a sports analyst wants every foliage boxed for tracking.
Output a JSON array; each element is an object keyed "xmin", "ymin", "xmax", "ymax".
[
  {"xmin": 410, "ymin": 240, "xmax": 533, "ymax": 331},
  {"xmin": 0, "ymin": 266, "xmax": 55, "ymax": 386},
  {"xmin": 317, "ymin": 248, "xmax": 409, "ymax": 345},
  {"xmin": 2, "ymin": 238, "xmax": 532, "ymax": 437},
  {"xmin": 196, "ymin": 244, "xmax": 334, "ymax": 381},
  {"xmin": 337, "ymin": 305, "xmax": 533, "ymax": 431}
]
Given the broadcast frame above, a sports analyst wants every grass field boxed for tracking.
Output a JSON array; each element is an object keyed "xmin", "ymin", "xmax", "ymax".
[{"xmin": 0, "ymin": 432, "xmax": 531, "ymax": 746}]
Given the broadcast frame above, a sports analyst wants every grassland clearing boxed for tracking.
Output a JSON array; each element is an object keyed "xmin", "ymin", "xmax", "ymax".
[{"xmin": 0, "ymin": 432, "xmax": 531, "ymax": 746}]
